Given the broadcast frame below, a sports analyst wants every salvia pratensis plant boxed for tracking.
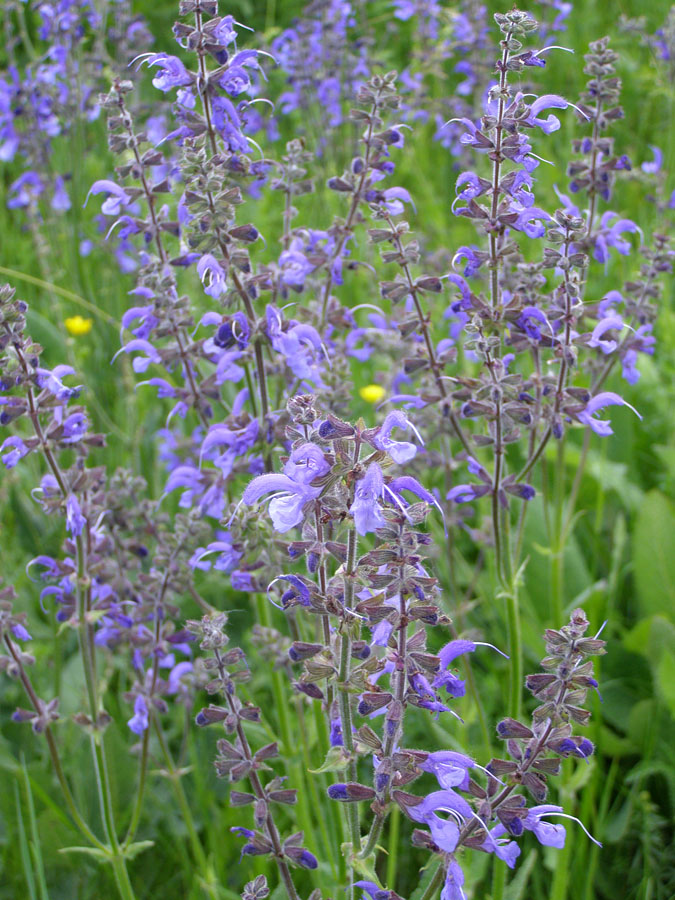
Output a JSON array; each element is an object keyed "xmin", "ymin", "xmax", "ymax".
[{"xmin": 0, "ymin": 2, "xmax": 672, "ymax": 899}]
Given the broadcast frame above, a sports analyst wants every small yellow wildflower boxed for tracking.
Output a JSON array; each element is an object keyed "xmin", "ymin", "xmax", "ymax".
[
  {"xmin": 359, "ymin": 384, "xmax": 386, "ymax": 404},
  {"xmin": 65, "ymin": 315, "xmax": 93, "ymax": 336}
]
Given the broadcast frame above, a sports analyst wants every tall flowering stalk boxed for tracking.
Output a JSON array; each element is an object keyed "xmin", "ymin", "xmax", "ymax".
[{"xmin": 0, "ymin": 285, "xmax": 137, "ymax": 900}]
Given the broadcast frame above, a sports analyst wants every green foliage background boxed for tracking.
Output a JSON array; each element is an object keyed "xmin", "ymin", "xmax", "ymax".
[{"xmin": 0, "ymin": 1, "xmax": 673, "ymax": 899}]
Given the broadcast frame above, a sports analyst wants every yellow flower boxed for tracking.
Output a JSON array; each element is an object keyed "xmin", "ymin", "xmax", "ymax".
[
  {"xmin": 65, "ymin": 315, "xmax": 93, "ymax": 336},
  {"xmin": 359, "ymin": 384, "xmax": 386, "ymax": 404}
]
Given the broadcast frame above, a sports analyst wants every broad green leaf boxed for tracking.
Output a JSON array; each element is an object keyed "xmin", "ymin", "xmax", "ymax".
[
  {"xmin": 623, "ymin": 615, "xmax": 675, "ymax": 664},
  {"xmin": 351, "ymin": 851, "xmax": 381, "ymax": 885},
  {"xmin": 632, "ymin": 491, "xmax": 675, "ymax": 616}
]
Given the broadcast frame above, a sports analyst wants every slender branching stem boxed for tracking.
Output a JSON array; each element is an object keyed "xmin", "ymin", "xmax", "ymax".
[
  {"xmin": 382, "ymin": 212, "xmax": 471, "ymax": 454},
  {"xmin": 3, "ymin": 635, "xmax": 105, "ymax": 851},
  {"xmin": 319, "ymin": 99, "xmax": 379, "ymax": 328},
  {"xmin": 214, "ymin": 648, "xmax": 300, "ymax": 900}
]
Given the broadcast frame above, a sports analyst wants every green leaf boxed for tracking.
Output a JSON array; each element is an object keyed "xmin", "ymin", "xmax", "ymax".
[
  {"xmin": 14, "ymin": 782, "xmax": 37, "ymax": 900},
  {"xmin": 564, "ymin": 757, "xmax": 596, "ymax": 794},
  {"xmin": 655, "ymin": 650, "xmax": 675, "ymax": 715},
  {"xmin": 351, "ymin": 852, "xmax": 381, "ymax": 884},
  {"xmin": 309, "ymin": 746, "xmax": 349, "ymax": 774},
  {"xmin": 58, "ymin": 845, "xmax": 111, "ymax": 862},
  {"xmin": 623, "ymin": 615, "xmax": 675, "ymax": 664},
  {"xmin": 410, "ymin": 861, "xmax": 442, "ymax": 900},
  {"xmin": 633, "ymin": 491, "xmax": 675, "ymax": 616},
  {"xmin": 504, "ymin": 848, "xmax": 538, "ymax": 900},
  {"xmin": 121, "ymin": 840, "xmax": 155, "ymax": 861}
]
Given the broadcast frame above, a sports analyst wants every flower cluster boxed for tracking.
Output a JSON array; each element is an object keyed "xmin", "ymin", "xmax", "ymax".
[{"xmin": 393, "ymin": 609, "xmax": 605, "ymax": 897}]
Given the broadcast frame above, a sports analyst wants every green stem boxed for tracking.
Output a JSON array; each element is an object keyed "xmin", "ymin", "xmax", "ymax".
[
  {"xmin": 3, "ymin": 636, "xmax": 104, "ymax": 851},
  {"xmin": 153, "ymin": 719, "xmax": 209, "ymax": 872},
  {"xmin": 337, "ymin": 443, "xmax": 363, "ymax": 882},
  {"xmin": 122, "ymin": 729, "xmax": 148, "ymax": 846},
  {"xmin": 419, "ymin": 861, "xmax": 445, "ymax": 900},
  {"xmin": 256, "ymin": 600, "xmax": 319, "ymax": 874},
  {"xmin": 491, "ymin": 857, "xmax": 506, "ymax": 900},
  {"xmin": 110, "ymin": 855, "xmax": 137, "ymax": 900},
  {"xmin": 551, "ymin": 437, "xmax": 566, "ymax": 627},
  {"xmin": 338, "ymin": 620, "xmax": 360, "ymax": 851},
  {"xmin": 7, "ymin": 338, "xmax": 134, "ymax": 899},
  {"xmin": 505, "ymin": 580, "xmax": 522, "ymax": 721},
  {"xmin": 385, "ymin": 805, "xmax": 400, "ymax": 890},
  {"xmin": 214, "ymin": 650, "xmax": 300, "ymax": 900}
]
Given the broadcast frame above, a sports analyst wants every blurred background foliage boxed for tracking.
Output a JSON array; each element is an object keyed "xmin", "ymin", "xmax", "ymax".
[{"xmin": 0, "ymin": 1, "xmax": 673, "ymax": 898}]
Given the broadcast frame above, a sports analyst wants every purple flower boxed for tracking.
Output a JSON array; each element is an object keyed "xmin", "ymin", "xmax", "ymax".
[
  {"xmin": 524, "ymin": 94, "xmax": 570, "ymax": 134},
  {"xmin": 279, "ymin": 241, "xmax": 314, "ymax": 287},
  {"xmin": 128, "ymin": 695, "xmax": 149, "ymax": 735},
  {"xmin": 7, "ymin": 172, "xmax": 44, "ymax": 209},
  {"xmin": 65, "ymin": 495, "xmax": 86, "ymax": 538},
  {"xmin": 433, "ymin": 640, "xmax": 477, "ymax": 697},
  {"xmin": 85, "ymin": 180, "xmax": 131, "ymax": 216},
  {"xmin": 380, "ymin": 187, "xmax": 415, "ymax": 216},
  {"xmin": 138, "ymin": 377, "xmax": 177, "ymax": 399},
  {"xmin": 446, "ymin": 483, "xmax": 490, "ymax": 503},
  {"xmin": 405, "ymin": 790, "xmax": 473, "ymax": 851},
  {"xmin": 587, "ymin": 316, "xmax": 623, "ymax": 354},
  {"xmin": 231, "ymin": 571, "xmax": 254, "ymax": 591},
  {"xmin": 190, "ymin": 537, "xmax": 242, "ymax": 574},
  {"xmin": 593, "ymin": 214, "xmax": 641, "ymax": 263},
  {"xmin": 420, "ymin": 751, "xmax": 475, "ymax": 791},
  {"xmin": 220, "ymin": 66, "xmax": 251, "ymax": 96},
  {"xmin": 51, "ymin": 176, "xmax": 71, "ymax": 212},
  {"xmin": 372, "ymin": 411, "xmax": 421, "ymax": 464},
  {"xmin": 327, "ymin": 784, "xmax": 349, "ymax": 800},
  {"xmin": 356, "ymin": 881, "xmax": 390, "ymax": 900},
  {"xmin": 197, "ymin": 254, "xmax": 227, "ymax": 298},
  {"xmin": 513, "ymin": 207, "xmax": 552, "ymax": 239},
  {"xmin": 330, "ymin": 716, "xmax": 343, "ymax": 747},
  {"xmin": 11, "ymin": 623, "xmax": 32, "ymax": 641},
  {"xmin": 266, "ymin": 307, "xmax": 326, "ymax": 385},
  {"xmin": 641, "ymin": 145, "xmax": 662, "ymax": 174},
  {"xmin": 36, "ymin": 365, "xmax": 81, "ymax": 401},
  {"xmin": 453, "ymin": 172, "xmax": 485, "ymax": 210},
  {"xmin": 442, "ymin": 860, "xmax": 466, "ymax": 900},
  {"xmin": 121, "ymin": 304, "xmax": 158, "ymax": 342},
  {"xmin": 61, "ymin": 412, "xmax": 89, "ymax": 444},
  {"xmin": 576, "ymin": 391, "xmax": 641, "ymax": 436},
  {"xmin": 517, "ymin": 306, "xmax": 551, "ymax": 341},
  {"xmin": 451, "ymin": 247, "xmax": 482, "ymax": 278},
  {"xmin": 142, "ymin": 53, "xmax": 193, "ymax": 92},
  {"xmin": 242, "ymin": 473, "xmax": 322, "ymax": 533},
  {"xmin": 283, "ymin": 442, "xmax": 331, "ymax": 484},
  {"xmin": 387, "ymin": 476, "xmax": 444, "ymax": 522},
  {"xmin": 115, "ymin": 339, "xmax": 161, "ymax": 373},
  {"xmin": 211, "ymin": 15, "xmax": 238, "ymax": 46},
  {"xmin": 350, "ymin": 463, "xmax": 386, "ymax": 536},
  {"xmin": 479, "ymin": 827, "xmax": 521, "ymax": 868},
  {"xmin": 0, "ymin": 436, "xmax": 30, "ymax": 469},
  {"xmin": 165, "ymin": 665, "xmax": 192, "ymax": 703}
]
